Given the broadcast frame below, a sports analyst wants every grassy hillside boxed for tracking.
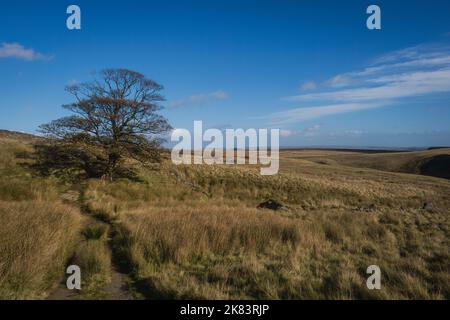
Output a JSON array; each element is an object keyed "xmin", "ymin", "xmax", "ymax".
[
  {"xmin": 0, "ymin": 133, "xmax": 449, "ymax": 299},
  {"xmin": 84, "ymin": 155, "xmax": 450, "ymax": 299},
  {"xmin": 0, "ymin": 136, "xmax": 82, "ymax": 299},
  {"xmin": 280, "ymin": 148, "xmax": 450, "ymax": 179}
]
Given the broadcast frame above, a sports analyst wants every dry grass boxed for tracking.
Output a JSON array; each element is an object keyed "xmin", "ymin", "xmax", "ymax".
[
  {"xmin": 0, "ymin": 137, "xmax": 83, "ymax": 299},
  {"xmin": 84, "ymin": 157, "xmax": 450, "ymax": 299},
  {"xmin": 1, "ymin": 134, "xmax": 449, "ymax": 300},
  {"xmin": 72, "ymin": 238, "xmax": 111, "ymax": 298},
  {"xmin": 122, "ymin": 203, "xmax": 299, "ymax": 299},
  {"xmin": 281, "ymin": 148, "xmax": 450, "ymax": 175},
  {"xmin": 0, "ymin": 201, "xmax": 81, "ymax": 299}
]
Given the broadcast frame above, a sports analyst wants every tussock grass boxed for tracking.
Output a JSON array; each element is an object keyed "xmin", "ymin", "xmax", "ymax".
[
  {"xmin": 0, "ymin": 177, "xmax": 60, "ymax": 202},
  {"xmin": 72, "ymin": 238, "xmax": 111, "ymax": 298},
  {"xmin": 0, "ymin": 137, "xmax": 61, "ymax": 202},
  {"xmin": 281, "ymin": 148, "xmax": 450, "ymax": 178},
  {"xmin": 82, "ymin": 223, "xmax": 108, "ymax": 241},
  {"xmin": 0, "ymin": 201, "xmax": 81, "ymax": 299},
  {"xmin": 1, "ymin": 134, "xmax": 449, "ymax": 299},
  {"xmin": 84, "ymin": 160, "xmax": 450, "ymax": 299},
  {"xmin": 0, "ymin": 137, "xmax": 32, "ymax": 169},
  {"xmin": 116, "ymin": 203, "xmax": 302, "ymax": 299},
  {"xmin": 0, "ymin": 136, "xmax": 84, "ymax": 299}
]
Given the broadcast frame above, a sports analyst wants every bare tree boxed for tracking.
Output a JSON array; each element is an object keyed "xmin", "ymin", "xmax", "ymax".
[{"xmin": 39, "ymin": 68, "xmax": 172, "ymax": 180}]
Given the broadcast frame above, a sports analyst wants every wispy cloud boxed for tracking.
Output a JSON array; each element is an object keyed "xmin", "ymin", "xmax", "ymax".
[
  {"xmin": 343, "ymin": 129, "xmax": 363, "ymax": 136},
  {"xmin": 0, "ymin": 42, "xmax": 52, "ymax": 61},
  {"xmin": 299, "ymin": 81, "xmax": 317, "ymax": 91},
  {"xmin": 303, "ymin": 124, "xmax": 321, "ymax": 137},
  {"xmin": 325, "ymin": 74, "xmax": 353, "ymax": 88},
  {"xmin": 266, "ymin": 41, "xmax": 450, "ymax": 124},
  {"xmin": 267, "ymin": 103, "xmax": 380, "ymax": 125},
  {"xmin": 168, "ymin": 90, "xmax": 228, "ymax": 109},
  {"xmin": 370, "ymin": 43, "xmax": 447, "ymax": 65},
  {"xmin": 280, "ymin": 129, "xmax": 294, "ymax": 137},
  {"xmin": 279, "ymin": 124, "xmax": 322, "ymax": 138},
  {"xmin": 288, "ymin": 68, "xmax": 450, "ymax": 103}
]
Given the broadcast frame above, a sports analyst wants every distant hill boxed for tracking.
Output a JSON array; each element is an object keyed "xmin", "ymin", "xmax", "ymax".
[
  {"xmin": 419, "ymin": 154, "xmax": 450, "ymax": 179},
  {"xmin": 1, "ymin": 128, "xmax": 450, "ymax": 299},
  {"xmin": 281, "ymin": 148, "xmax": 450, "ymax": 180},
  {"xmin": 0, "ymin": 129, "xmax": 41, "ymax": 142},
  {"xmin": 1, "ymin": 128, "xmax": 449, "ymax": 180}
]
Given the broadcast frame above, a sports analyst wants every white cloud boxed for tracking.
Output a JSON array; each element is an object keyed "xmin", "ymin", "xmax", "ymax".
[
  {"xmin": 351, "ymin": 53, "xmax": 450, "ymax": 78},
  {"xmin": 209, "ymin": 90, "xmax": 228, "ymax": 99},
  {"xmin": 371, "ymin": 43, "xmax": 450, "ymax": 65},
  {"xmin": 268, "ymin": 42, "xmax": 450, "ymax": 124},
  {"xmin": 326, "ymin": 74, "xmax": 353, "ymax": 88},
  {"xmin": 266, "ymin": 103, "xmax": 380, "ymax": 125},
  {"xmin": 303, "ymin": 124, "xmax": 321, "ymax": 137},
  {"xmin": 279, "ymin": 125, "xmax": 321, "ymax": 138},
  {"xmin": 288, "ymin": 68, "xmax": 450, "ymax": 103},
  {"xmin": 168, "ymin": 90, "xmax": 228, "ymax": 109},
  {"xmin": 0, "ymin": 42, "xmax": 51, "ymax": 61},
  {"xmin": 290, "ymin": 45, "xmax": 450, "ymax": 97},
  {"xmin": 300, "ymin": 81, "xmax": 317, "ymax": 91},
  {"xmin": 280, "ymin": 129, "xmax": 297, "ymax": 137}
]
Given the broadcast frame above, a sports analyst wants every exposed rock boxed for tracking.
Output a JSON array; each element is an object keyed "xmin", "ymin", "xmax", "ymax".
[
  {"xmin": 422, "ymin": 202, "xmax": 435, "ymax": 212},
  {"xmin": 257, "ymin": 199, "xmax": 288, "ymax": 211}
]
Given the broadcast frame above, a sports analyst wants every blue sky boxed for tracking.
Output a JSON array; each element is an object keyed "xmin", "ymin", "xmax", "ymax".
[{"xmin": 1, "ymin": 0, "xmax": 450, "ymax": 147}]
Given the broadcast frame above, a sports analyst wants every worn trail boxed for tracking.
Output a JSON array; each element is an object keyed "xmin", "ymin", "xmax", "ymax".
[{"xmin": 47, "ymin": 190, "xmax": 134, "ymax": 300}]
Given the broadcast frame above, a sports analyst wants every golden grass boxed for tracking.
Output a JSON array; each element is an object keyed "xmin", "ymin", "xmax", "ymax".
[
  {"xmin": 281, "ymin": 148, "xmax": 450, "ymax": 174},
  {"xmin": 0, "ymin": 137, "xmax": 30, "ymax": 169},
  {"xmin": 72, "ymin": 238, "xmax": 111, "ymax": 298},
  {"xmin": 0, "ymin": 201, "xmax": 81, "ymax": 299},
  {"xmin": 84, "ymin": 159, "xmax": 450, "ymax": 299},
  {"xmin": 0, "ymin": 136, "xmax": 83, "ymax": 299},
  {"xmin": 1, "ymin": 135, "xmax": 449, "ymax": 299}
]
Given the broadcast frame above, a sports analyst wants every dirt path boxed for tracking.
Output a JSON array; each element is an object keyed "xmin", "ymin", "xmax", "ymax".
[
  {"xmin": 47, "ymin": 249, "xmax": 134, "ymax": 300},
  {"xmin": 106, "ymin": 265, "xmax": 134, "ymax": 300},
  {"xmin": 47, "ymin": 190, "xmax": 135, "ymax": 300},
  {"xmin": 47, "ymin": 282, "xmax": 80, "ymax": 300},
  {"xmin": 103, "ymin": 224, "xmax": 134, "ymax": 300}
]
